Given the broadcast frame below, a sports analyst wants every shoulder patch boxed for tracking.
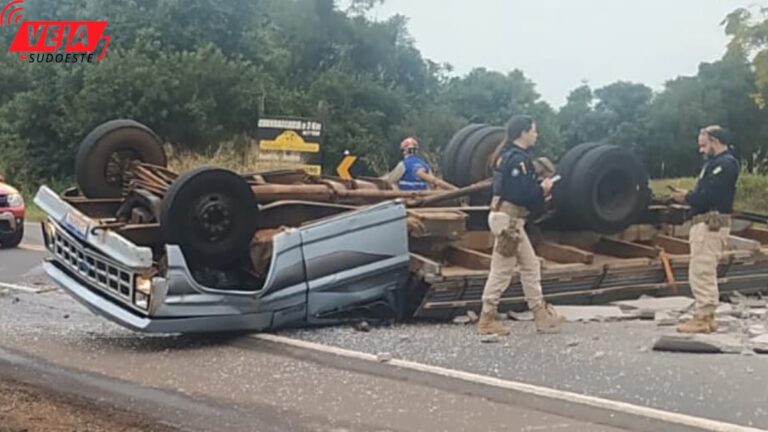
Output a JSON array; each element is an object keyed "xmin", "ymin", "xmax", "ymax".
[{"xmin": 713, "ymin": 165, "xmax": 723, "ymax": 175}]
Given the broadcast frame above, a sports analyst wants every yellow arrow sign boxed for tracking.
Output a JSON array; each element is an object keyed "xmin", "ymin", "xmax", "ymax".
[{"xmin": 336, "ymin": 155, "xmax": 357, "ymax": 180}]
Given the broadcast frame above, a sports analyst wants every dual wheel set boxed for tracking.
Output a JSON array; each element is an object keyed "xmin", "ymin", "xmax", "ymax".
[{"xmin": 442, "ymin": 124, "xmax": 650, "ymax": 234}]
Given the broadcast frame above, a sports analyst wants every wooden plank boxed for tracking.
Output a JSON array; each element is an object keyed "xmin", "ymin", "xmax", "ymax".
[
  {"xmin": 594, "ymin": 237, "xmax": 659, "ymax": 259},
  {"xmin": 458, "ymin": 231, "xmax": 494, "ymax": 252},
  {"xmin": 740, "ymin": 227, "xmax": 768, "ymax": 245},
  {"xmin": 445, "ymin": 246, "xmax": 492, "ymax": 270},
  {"xmin": 535, "ymin": 240, "xmax": 594, "ymax": 264},
  {"xmin": 728, "ymin": 235, "xmax": 761, "ymax": 252},
  {"xmin": 652, "ymin": 234, "xmax": 690, "ymax": 255}
]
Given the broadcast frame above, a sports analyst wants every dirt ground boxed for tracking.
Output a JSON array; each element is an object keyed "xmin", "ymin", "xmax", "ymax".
[{"xmin": 0, "ymin": 377, "xmax": 177, "ymax": 432}]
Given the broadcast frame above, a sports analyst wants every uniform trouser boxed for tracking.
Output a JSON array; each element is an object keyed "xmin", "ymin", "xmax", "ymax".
[
  {"xmin": 481, "ymin": 211, "xmax": 545, "ymax": 312},
  {"xmin": 688, "ymin": 222, "xmax": 730, "ymax": 316}
]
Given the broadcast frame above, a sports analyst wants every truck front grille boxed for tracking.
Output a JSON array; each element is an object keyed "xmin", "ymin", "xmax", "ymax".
[{"xmin": 52, "ymin": 226, "xmax": 138, "ymax": 308}]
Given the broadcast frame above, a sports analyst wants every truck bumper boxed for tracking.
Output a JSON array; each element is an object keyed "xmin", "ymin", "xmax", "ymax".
[{"xmin": 43, "ymin": 261, "xmax": 272, "ymax": 334}]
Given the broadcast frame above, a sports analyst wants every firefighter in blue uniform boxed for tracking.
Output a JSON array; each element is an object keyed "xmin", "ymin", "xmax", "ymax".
[
  {"xmin": 382, "ymin": 137, "xmax": 456, "ymax": 191},
  {"xmin": 477, "ymin": 115, "xmax": 564, "ymax": 335}
]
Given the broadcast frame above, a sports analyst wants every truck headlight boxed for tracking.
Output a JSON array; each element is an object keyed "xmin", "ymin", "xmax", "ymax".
[
  {"xmin": 7, "ymin": 193, "xmax": 24, "ymax": 208},
  {"xmin": 134, "ymin": 275, "xmax": 152, "ymax": 310}
]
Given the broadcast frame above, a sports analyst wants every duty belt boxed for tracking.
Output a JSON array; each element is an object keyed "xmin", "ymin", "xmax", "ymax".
[
  {"xmin": 691, "ymin": 211, "xmax": 731, "ymax": 230},
  {"xmin": 490, "ymin": 196, "xmax": 529, "ymax": 219}
]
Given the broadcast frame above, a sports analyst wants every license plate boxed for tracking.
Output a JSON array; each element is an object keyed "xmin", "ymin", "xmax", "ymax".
[{"xmin": 64, "ymin": 211, "xmax": 90, "ymax": 240}]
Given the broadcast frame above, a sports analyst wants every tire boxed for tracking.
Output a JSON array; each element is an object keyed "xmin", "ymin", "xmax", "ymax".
[
  {"xmin": 0, "ymin": 223, "xmax": 23, "ymax": 249},
  {"xmin": 75, "ymin": 119, "xmax": 167, "ymax": 199},
  {"xmin": 443, "ymin": 124, "xmax": 487, "ymax": 186},
  {"xmin": 566, "ymin": 145, "xmax": 650, "ymax": 234},
  {"xmin": 161, "ymin": 167, "xmax": 259, "ymax": 268},
  {"xmin": 551, "ymin": 142, "xmax": 604, "ymax": 213},
  {"xmin": 453, "ymin": 126, "xmax": 505, "ymax": 187}
]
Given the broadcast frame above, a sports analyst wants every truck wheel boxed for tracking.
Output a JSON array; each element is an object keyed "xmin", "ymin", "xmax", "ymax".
[
  {"xmin": 75, "ymin": 119, "xmax": 167, "ymax": 198},
  {"xmin": 551, "ymin": 142, "xmax": 604, "ymax": 221},
  {"xmin": 453, "ymin": 126, "xmax": 505, "ymax": 187},
  {"xmin": 443, "ymin": 124, "xmax": 487, "ymax": 185},
  {"xmin": 458, "ymin": 127, "xmax": 506, "ymax": 186},
  {"xmin": 161, "ymin": 167, "xmax": 259, "ymax": 268},
  {"xmin": 0, "ymin": 223, "xmax": 23, "ymax": 249},
  {"xmin": 567, "ymin": 145, "xmax": 649, "ymax": 233}
]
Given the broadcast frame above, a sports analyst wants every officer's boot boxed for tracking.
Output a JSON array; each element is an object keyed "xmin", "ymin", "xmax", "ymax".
[
  {"xmin": 532, "ymin": 303, "xmax": 565, "ymax": 333},
  {"xmin": 677, "ymin": 312, "xmax": 717, "ymax": 334},
  {"xmin": 476, "ymin": 306, "xmax": 510, "ymax": 336}
]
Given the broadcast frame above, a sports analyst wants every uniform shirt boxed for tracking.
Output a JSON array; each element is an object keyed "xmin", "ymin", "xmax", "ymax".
[
  {"xmin": 686, "ymin": 149, "xmax": 740, "ymax": 216},
  {"xmin": 492, "ymin": 144, "xmax": 545, "ymax": 213},
  {"xmin": 397, "ymin": 154, "xmax": 431, "ymax": 191}
]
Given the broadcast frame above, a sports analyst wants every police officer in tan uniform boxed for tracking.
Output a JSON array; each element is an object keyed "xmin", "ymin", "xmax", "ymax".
[
  {"xmin": 477, "ymin": 115, "xmax": 564, "ymax": 335},
  {"xmin": 672, "ymin": 126, "xmax": 740, "ymax": 334}
]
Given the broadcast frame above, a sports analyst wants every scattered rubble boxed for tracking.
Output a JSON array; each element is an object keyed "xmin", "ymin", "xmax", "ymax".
[
  {"xmin": 452, "ymin": 315, "xmax": 472, "ymax": 325},
  {"xmin": 593, "ymin": 351, "xmax": 606, "ymax": 360},
  {"xmin": 466, "ymin": 310, "xmax": 479, "ymax": 323},
  {"xmin": 376, "ymin": 352, "xmax": 393, "ymax": 362},
  {"xmin": 354, "ymin": 321, "xmax": 371, "ymax": 332},
  {"xmin": 612, "ymin": 296, "xmax": 695, "ymax": 313},
  {"xmin": 552, "ymin": 306, "xmax": 628, "ymax": 323},
  {"xmin": 748, "ymin": 325, "xmax": 767, "ymax": 338},
  {"xmin": 715, "ymin": 303, "xmax": 733, "ymax": 316},
  {"xmin": 653, "ymin": 334, "xmax": 744, "ymax": 354},
  {"xmin": 751, "ymin": 335, "xmax": 768, "ymax": 354},
  {"xmin": 566, "ymin": 339, "xmax": 580, "ymax": 347},
  {"xmin": 655, "ymin": 311, "xmax": 678, "ymax": 327},
  {"xmin": 480, "ymin": 335, "xmax": 501, "ymax": 344},
  {"xmin": 507, "ymin": 311, "xmax": 533, "ymax": 321},
  {"xmin": 731, "ymin": 292, "xmax": 766, "ymax": 309}
]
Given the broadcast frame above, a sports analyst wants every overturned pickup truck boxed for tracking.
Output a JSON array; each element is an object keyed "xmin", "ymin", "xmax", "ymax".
[{"xmin": 34, "ymin": 120, "xmax": 768, "ymax": 333}]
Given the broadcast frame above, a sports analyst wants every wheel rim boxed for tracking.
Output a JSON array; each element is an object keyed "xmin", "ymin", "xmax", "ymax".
[
  {"xmin": 594, "ymin": 169, "xmax": 636, "ymax": 220},
  {"xmin": 192, "ymin": 195, "xmax": 235, "ymax": 242}
]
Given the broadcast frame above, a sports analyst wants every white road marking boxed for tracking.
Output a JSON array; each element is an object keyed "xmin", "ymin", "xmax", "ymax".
[{"xmin": 255, "ymin": 333, "xmax": 764, "ymax": 432}]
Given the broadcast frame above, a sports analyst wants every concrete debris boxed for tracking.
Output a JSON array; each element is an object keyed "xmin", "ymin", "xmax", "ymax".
[
  {"xmin": 655, "ymin": 311, "xmax": 678, "ymax": 327},
  {"xmin": 612, "ymin": 296, "xmax": 695, "ymax": 313},
  {"xmin": 376, "ymin": 352, "xmax": 393, "ymax": 362},
  {"xmin": 715, "ymin": 316, "xmax": 739, "ymax": 333},
  {"xmin": 653, "ymin": 334, "xmax": 743, "ymax": 354},
  {"xmin": 730, "ymin": 293, "xmax": 766, "ymax": 309},
  {"xmin": 566, "ymin": 339, "xmax": 580, "ymax": 347},
  {"xmin": 0, "ymin": 288, "xmax": 9, "ymax": 297},
  {"xmin": 452, "ymin": 315, "xmax": 472, "ymax": 325},
  {"xmin": 508, "ymin": 311, "xmax": 533, "ymax": 322},
  {"xmin": 750, "ymin": 334, "xmax": 768, "ymax": 354},
  {"xmin": 715, "ymin": 303, "xmax": 733, "ymax": 316},
  {"xmin": 593, "ymin": 351, "xmax": 606, "ymax": 360},
  {"xmin": 354, "ymin": 321, "xmax": 371, "ymax": 332},
  {"xmin": 748, "ymin": 325, "xmax": 767, "ymax": 338},
  {"xmin": 466, "ymin": 310, "xmax": 479, "ymax": 323},
  {"xmin": 630, "ymin": 309, "xmax": 657, "ymax": 320},
  {"xmin": 553, "ymin": 306, "xmax": 628, "ymax": 323},
  {"xmin": 480, "ymin": 335, "xmax": 501, "ymax": 344}
]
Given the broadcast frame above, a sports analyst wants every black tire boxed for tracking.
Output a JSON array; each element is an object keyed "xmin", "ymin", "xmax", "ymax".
[
  {"xmin": 567, "ymin": 145, "xmax": 650, "ymax": 234},
  {"xmin": 0, "ymin": 223, "xmax": 23, "ymax": 249},
  {"xmin": 551, "ymin": 142, "xmax": 604, "ymax": 213},
  {"xmin": 75, "ymin": 119, "xmax": 167, "ymax": 198},
  {"xmin": 161, "ymin": 167, "xmax": 259, "ymax": 268},
  {"xmin": 453, "ymin": 126, "xmax": 505, "ymax": 187},
  {"xmin": 443, "ymin": 124, "xmax": 487, "ymax": 185}
]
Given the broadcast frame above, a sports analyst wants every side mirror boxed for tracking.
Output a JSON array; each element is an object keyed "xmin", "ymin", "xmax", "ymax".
[{"xmin": 0, "ymin": 175, "xmax": 5, "ymax": 183}]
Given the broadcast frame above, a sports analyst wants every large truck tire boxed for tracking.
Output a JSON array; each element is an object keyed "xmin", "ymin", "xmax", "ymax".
[
  {"xmin": 442, "ymin": 124, "xmax": 487, "ymax": 186},
  {"xmin": 75, "ymin": 119, "xmax": 167, "ymax": 199},
  {"xmin": 161, "ymin": 167, "xmax": 259, "ymax": 268},
  {"xmin": 565, "ymin": 145, "xmax": 650, "ymax": 234},
  {"xmin": 551, "ymin": 142, "xmax": 604, "ymax": 216},
  {"xmin": 451, "ymin": 126, "xmax": 505, "ymax": 187},
  {"xmin": 0, "ymin": 222, "xmax": 23, "ymax": 249}
]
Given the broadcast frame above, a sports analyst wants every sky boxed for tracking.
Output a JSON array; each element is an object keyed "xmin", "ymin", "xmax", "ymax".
[{"xmin": 363, "ymin": 0, "xmax": 759, "ymax": 107}]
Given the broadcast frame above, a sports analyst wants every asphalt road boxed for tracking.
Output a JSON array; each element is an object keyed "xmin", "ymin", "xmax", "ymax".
[{"xmin": 0, "ymin": 229, "xmax": 623, "ymax": 432}]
